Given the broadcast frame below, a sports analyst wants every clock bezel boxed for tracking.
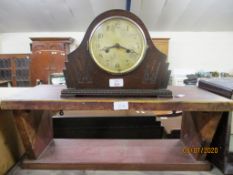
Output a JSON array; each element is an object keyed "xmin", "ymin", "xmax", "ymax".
[{"xmin": 88, "ymin": 16, "xmax": 148, "ymax": 75}]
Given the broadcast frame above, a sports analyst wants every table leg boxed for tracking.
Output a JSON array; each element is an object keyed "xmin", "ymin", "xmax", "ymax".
[
  {"xmin": 181, "ymin": 111, "xmax": 223, "ymax": 160},
  {"xmin": 207, "ymin": 112, "xmax": 232, "ymax": 174},
  {"xmin": 13, "ymin": 110, "xmax": 54, "ymax": 159}
]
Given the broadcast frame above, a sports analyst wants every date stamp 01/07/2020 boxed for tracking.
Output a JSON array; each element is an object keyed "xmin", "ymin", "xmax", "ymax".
[{"xmin": 183, "ymin": 147, "xmax": 220, "ymax": 154}]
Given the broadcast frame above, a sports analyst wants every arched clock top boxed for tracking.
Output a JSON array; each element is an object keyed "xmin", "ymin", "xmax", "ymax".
[{"xmin": 62, "ymin": 9, "xmax": 171, "ymax": 98}]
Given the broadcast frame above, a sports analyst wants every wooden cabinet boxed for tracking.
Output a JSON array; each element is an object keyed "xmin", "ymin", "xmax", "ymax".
[
  {"xmin": 30, "ymin": 38, "xmax": 73, "ymax": 86},
  {"xmin": 152, "ymin": 38, "xmax": 169, "ymax": 56},
  {"xmin": 0, "ymin": 54, "xmax": 31, "ymax": 86}
]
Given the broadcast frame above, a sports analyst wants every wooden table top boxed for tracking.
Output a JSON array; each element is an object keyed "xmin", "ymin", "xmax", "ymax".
[
  {"xmin": 0, "ymin": 87, "xmax": 30, "ymax": 99},
  {"xmin": 0, "ymin": 85, "xmax": 233, "ymax": 111}
]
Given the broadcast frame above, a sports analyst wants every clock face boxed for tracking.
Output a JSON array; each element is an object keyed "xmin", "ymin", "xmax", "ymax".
[{"xmin": 89, "ymin": 16, "xmax": 147, "ymax": 74}]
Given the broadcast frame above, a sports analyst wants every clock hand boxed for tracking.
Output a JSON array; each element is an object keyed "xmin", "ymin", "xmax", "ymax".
[
  {"xmin": 101, "ymin": 43, "xmax": 138, "ymax": 54},
  {"xmin": 101, "ymin": 43, "xmax": 123, "ymax": 53},
  {"xmin": 101, "ymin": 44, "xmax": 117, "ymax": 53},
  {"xmin": 116, "ymin": 43, "xmax": 138, "ymax": 54}
]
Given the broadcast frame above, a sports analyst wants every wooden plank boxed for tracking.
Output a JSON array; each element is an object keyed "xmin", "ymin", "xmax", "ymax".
[
  {"xmin": 0, "ymin": 110, "xmax": 24, "ymax": 175},
  {"xmin": 1, "ymin": 85, "xmax": 233, "ymax": 111},
  {"xmin": 30, "ymin": 37, "xmax": 73, "ymax": 43},
  {"xmin": 151, "ymin": 38, "xmax": 169, "ymax": 56},
  {"xmin": 13, "ymin": 110, "xmax": 54, "ymax": 159},
  {"xmin": 181, "ymin": 112, "xmax": 222, "ymax": 160},
  {"xmin": 207, "ymin": 112, "xmax": 232, "ymax": 173},
  {"xmin": 159, "ymin": 116, "xmax": 182, "ymax": 134},
  {"xmin": 22, "ymin": 139, "xmax": 210, "ymax": 171},
  {"xmin": 0, "ymin": 54, "xmax": 31, "ymax": 58}
]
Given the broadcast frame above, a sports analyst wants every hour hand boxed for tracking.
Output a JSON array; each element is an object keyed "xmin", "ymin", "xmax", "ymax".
[
  {"xmin": 101, "ymin": 43, "xmax": 138, "ymax": 55},
  {"xmin": 101, "ymin": 45, "xmax": 116, "ymax": 53}
]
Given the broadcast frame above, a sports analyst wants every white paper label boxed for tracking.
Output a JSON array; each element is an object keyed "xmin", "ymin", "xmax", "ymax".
[
  {"xmin": 109, "ymin": 79, "xmax": 124, "ymax": 87},
  {"xmin": 113, "ymin": 101, "xmax": 129, "ymax": 110}
]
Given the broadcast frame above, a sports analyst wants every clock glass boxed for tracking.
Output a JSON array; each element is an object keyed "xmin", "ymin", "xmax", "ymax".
[{"xmin": 89, "ymin": 16, "xmax": 147, "ymax": 74}]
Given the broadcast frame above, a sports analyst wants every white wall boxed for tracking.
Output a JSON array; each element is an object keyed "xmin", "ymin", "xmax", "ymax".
[
  {"xmin": 0, "ymin": 32, "xmax": 233, "ymax": 76},
  {"xmin": 0, "ymin": 32, "xmax": 85, "ymax": 54}
]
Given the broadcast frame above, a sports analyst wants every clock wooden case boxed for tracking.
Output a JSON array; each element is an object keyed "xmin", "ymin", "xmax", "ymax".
[{"xmin": 62, "ymin": 10, "xmax": 171, "ymax": 97}]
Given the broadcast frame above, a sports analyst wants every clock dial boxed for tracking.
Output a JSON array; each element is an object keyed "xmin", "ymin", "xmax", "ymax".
[{"xmin": 89, "ymin": 16, "xmax": 147, "ymax": 74}]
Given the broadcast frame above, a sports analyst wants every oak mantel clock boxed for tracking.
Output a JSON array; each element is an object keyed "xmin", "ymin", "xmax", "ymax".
[{"xmin": 61, "ymin": 9, "xmax": 172, "ymax": 98}]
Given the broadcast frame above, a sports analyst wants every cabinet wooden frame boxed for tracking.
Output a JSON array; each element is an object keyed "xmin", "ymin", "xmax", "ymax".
[
  {"xmin": 0, "ymin": 54, "xmax": 31, "ymax": 86},
  {"xmin": 30, "ymin": 37, "xmax": 73, "ymax": 86}
]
